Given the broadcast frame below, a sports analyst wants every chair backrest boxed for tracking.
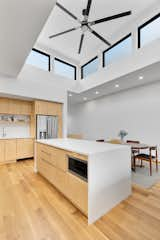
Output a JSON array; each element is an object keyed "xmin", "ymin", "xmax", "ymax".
[
  {"xmin": 126, "ymin": 140, "xmax": 140, "ymax": 144},
  {"xmin": 107, "ymin": 139, "xmax": 122, "ymax": 144},
  {"xmin": 96, "ymin": 139, "xmax": 105, "ymax": 142},
  {"xmin": 68, "ymin": 134, "xmax": 83, "ymax": 139}
]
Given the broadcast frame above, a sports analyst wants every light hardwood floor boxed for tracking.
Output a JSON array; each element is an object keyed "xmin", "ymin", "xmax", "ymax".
[{"xmin": 0, "ymin": 160, "xmax": 160, "ymax": 240}]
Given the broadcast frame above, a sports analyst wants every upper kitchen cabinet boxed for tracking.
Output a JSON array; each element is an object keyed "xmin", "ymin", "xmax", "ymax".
[
  {"xmin": 0, "ymin": 98, "xmax": 33, "ymax": 115},
  {"xmin": 34, "ymin": 100, "xmax": 62, "ymax": 116}
]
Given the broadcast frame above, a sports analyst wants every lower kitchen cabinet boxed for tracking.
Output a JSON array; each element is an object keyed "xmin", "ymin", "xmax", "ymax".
[
  {"xmin": 5, "ymin": 140, "xmax": 17, "ymax": 162},
  {"xmin": 16, "ymin": 139, "xmax": 34, "ymax": 159},
  {"xmin": 0, "ymin": 138, "xmax": 34, "ymax": 164},
  {"xmin": 0, "ymin": 140, "xmax": 5, "ymax": 163}
]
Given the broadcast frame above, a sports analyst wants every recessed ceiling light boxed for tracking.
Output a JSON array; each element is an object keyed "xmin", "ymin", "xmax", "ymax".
[
  {"xmin": 69, "ymin": 93, "xmax": 72, "ymax": 97},
  {"xmin": 139, "ymin": 76, "xmax": 144, "ymax": 80},
  {"xmin": 115, "ymin": 84, "xmax": 119, "ymax": 88},
  {"xmin": 95, "ymin": 91, "xmax": 99, "ymax": 95},
  {"xmin": 83, "ymin": 97, "xmax": 87, "ymax": 101}
]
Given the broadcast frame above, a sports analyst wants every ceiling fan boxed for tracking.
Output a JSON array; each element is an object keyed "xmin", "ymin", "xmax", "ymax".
[{"xmin": 49, "ymin": 0, "xmax": 132, "ymax": 54}]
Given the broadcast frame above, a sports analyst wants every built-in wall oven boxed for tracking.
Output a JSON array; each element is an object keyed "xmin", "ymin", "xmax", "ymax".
[{"xmin": 68, "ymin": 156, "xmax": 88, "ymax": 182}]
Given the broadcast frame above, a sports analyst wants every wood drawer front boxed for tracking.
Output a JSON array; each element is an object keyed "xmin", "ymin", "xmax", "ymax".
[
  {"xmin": 67, "ymin": 173, "xmax": 88, "ymax": 214},
  {"xmin": 38, "ymin": 158, "xmax": 67, "ymax": 195},
  {"xmin": 38, "ymin": 158, "xmax": 56, "ymax": 183},
  {"xmin": 37, "ymin": 144, "xmax": 55, "ymax": 166},
  {"xmin": 67, "ymin": 152, "xmax": 88, "ymax": 162},
  {"xmin": 52, "ymin": 147, "xmax": 67, "ymax": 172}
]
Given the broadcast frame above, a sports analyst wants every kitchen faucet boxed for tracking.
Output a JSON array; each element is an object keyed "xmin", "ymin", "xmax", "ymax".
[{"xmin": 2, "ymin": 127, "xmax": 6, "ymax": 138}]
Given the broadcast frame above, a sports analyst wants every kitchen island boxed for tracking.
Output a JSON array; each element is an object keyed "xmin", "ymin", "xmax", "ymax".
[{"xmin": 35, "ymin": 138, "xmax": 131, "ymax": 224}]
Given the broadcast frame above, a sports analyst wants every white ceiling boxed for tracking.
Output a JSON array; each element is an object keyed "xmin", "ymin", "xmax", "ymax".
[
  {"xmin": 38, "ymin": 0, "xmax": 158, "ymax": 63},
  {"xmin": 68, "ymin": 62, "xmax": 160, "ymax": 104},
  {"xmin": 0, "ymin": 0, "xmax": 56, "ymax": 77}
]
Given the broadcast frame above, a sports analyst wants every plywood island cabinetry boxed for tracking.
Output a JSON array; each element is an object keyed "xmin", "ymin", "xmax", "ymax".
[
  {"xmin": 36, "ymin": 142, "xmax": 88, "ymax": 215},
  {"xmin": 35, "ymin": 139, "xmax": 131, "ymax": 224}
]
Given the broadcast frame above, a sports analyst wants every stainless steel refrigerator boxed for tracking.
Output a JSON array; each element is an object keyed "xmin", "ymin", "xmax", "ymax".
[{"xmin": 36, "ymin": 115, "xmax": 58, "ymax": 139}]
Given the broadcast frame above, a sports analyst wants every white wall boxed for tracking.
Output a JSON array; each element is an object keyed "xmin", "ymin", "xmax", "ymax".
[
  {"xmin": 0, "ymin": 0, "xmax": 56, "ymax": 77},
  {"xmin": 0, "ymin": 64, "xmax": 75, "ymax": 103},
  {"xmin": 0, "ymin": 64, "xmax": 76, "ymax": 138},
  {"xmin": 68, "ymin": 80, "xmax": 160, "ymax": 145},
  {"xmin": 0, "ymin": 123, "xmax": 30, "ymax": 139}
]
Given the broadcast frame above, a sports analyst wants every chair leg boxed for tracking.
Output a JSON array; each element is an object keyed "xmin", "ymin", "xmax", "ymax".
[
  {"xmin": 141, "ymin": 159, "xmax": 143, "ymax": 167},
  {"xmin": 133, "ymin": 156, "xmax": 136, "ymax": 172},
  {"xmin": 156, "ymin": 149, "xmax": 158, "ymax": 172},
  {"xmin": 149, "ymin": 158, "xmax": 152, "ymax": 176}
]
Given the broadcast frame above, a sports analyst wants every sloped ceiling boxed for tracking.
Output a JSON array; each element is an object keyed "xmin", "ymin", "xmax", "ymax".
[
  {"xmin": 0, "ymin": 0, "xmax": 56, "ymax": 77},
  {"xmin": 38, "ymin": 0, "xmax": 158, "ymax": 63}
]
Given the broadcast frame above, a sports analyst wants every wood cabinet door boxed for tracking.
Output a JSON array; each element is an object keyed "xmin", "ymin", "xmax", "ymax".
[
  {"xmin": 16, "ymin": 139, "xmax": 34, "ymax": 159},
  {"xmin": 0, "ymin": 98, "xmax": 9, "ymax": 114},
  {"xmin": 67, "ymin": 173, "xmax": 88, "ymax": 215},
  {"xmin": 5, "ymin": 140, "xmax": 17, "ymax": 162},
  {"xmin": 20, "ymin": 101, "xmax": 33, "ymax": 115},
  {"xmin": 0, "ymin": 140, "xmax": 5, "ymax": 163},
  {"xmin": 52, "ymin": 148, "xmax": 68, "ymax": 172}
]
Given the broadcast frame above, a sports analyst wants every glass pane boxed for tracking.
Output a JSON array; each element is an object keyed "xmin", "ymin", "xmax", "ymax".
[
  {"xmin": 140, "ymin": 16, "xmax": 160, "ymax": 47},
  {"xmin": 54, "ymin": 59, "xmax": 75, "ymax": 80},
  {"xmin": 82, "ymin": 58, "xmax": 99, "ymax": 78},
  {"xmin": 26, "ymin": 50, "xmax": 49, "ymax": 71},
  {"xmin": 104, "ymin": 36, "xmax": 132, "ymax": 66}
]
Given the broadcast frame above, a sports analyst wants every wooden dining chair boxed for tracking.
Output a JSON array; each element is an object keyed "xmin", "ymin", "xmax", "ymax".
[
  {"xmin": 134, "ymin": 146, "xmax": 158, "ymax": 176},
  {"xmin": 126, "ymin": 140, "xmax": 140, "ymax": 171}
]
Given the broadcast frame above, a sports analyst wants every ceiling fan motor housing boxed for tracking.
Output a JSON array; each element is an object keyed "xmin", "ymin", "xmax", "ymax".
[{"xmin": 82, "ymin": 9, "xmax": 88, "ymax": 16}]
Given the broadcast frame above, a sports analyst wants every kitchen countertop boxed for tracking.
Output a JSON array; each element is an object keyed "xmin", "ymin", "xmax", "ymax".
[
  {"xmin": 0, "ymin": 137, "xmax": 33, "ymax": 140},
  {"xmin": 36, "ymin": 138, "xmax": 130, "ymax": 155}
]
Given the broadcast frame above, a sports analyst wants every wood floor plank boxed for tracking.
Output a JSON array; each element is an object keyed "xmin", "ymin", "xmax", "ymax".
[{"xmin": 0, "ymin": 160, "xmax": 160, "ymax": 240}]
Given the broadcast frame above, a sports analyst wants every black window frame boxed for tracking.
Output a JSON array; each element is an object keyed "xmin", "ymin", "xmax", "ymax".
[
  {"xmin": 81, "ymin": 56, "xmax": 98, "ymax": 79},
  {"xmin": 54, "ymin": 57, "xmax": 77, "ymax": 80},
  {"xmin": 138, "ymin": 13, "xmax": 160, "ymax": 49},
  {"xmin": 32, "ymin": 48, "xmax": 51, "ymax": 71},
  {"xmin": 102, "ymin": 33, "xmax": 132, "ymax": 68}
]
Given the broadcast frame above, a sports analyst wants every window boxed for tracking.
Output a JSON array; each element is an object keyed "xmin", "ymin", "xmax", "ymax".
[
  {"xmin": 103, "ymin": 34, "xmax": 132, "ymax": 67},
  {"xmin": 26, "ymin": 48, "xmax": 50, "ymax": 71},
  {"xmin": 138, "ymin": 13, "xmax": 160, "ymax": 48},
  {"xmin": 81, "ymin": 57, "xmax": 99, "ymax": 79},
  {"xmin": 54, "ymin": 58, "xmax": 76, "ymax": 80}
]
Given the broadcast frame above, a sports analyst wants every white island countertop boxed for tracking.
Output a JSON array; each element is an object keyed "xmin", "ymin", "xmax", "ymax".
[
  {"xmin": 36, "ymin": 138, "xmax": 130, "ymax": 155},
  {"xmin": 36, "ymin": 138, "xmax": 131, "ymax": 224}
]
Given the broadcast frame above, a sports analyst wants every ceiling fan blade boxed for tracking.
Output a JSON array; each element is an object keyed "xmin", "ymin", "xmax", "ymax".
[
  {"xmin": 56, "ymin": 2, "xmax": 80, "ymax": 22},
  {"xmin": 49, "ymin": 27, "xmax": 78, "ymax": 39},
  {"xmin": 86, "ymin": 0, "xmax": 92, "ymax": 16},
  {"xmin": 89, "ymin": 27, "xmax": 111, "ymax": 46},
  {"xmin": 78, "ymin": 34, "xmax": 84, "ymax": 54},
  {"xmin": 91, "ymin": 11, "xmax": 132, "ymax": 25}
]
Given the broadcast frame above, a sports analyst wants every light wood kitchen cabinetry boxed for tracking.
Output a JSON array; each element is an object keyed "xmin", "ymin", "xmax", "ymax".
[
  {"xmin": 35, "ymin": 100, "xmax": 62, "ymax": 116},
  {"xmin": 67, "ymin": 173, "xmax": 88, "ymax": 214},
  {"xmin": 4, "ymin": 140, "xmax": 17, "ymax": 162},
  {"xmin": 16, "ymin": 139, "xmax": 34, "ymax": 159},
  {"xmin": 34, "ymin": 100, "xmax": 63, "ymax": 138},
  {"xmin": 36, "ymin": 143, "xmax": 88, "ymax": 215},
  {"xmin": 0, "ymin": 98, "xmax": 9, "ymax": 114},
  {"xmin": 0, "ymin": 140, "xmax": 5, "ymax": 163},
  {"xmin": 0, "ymin": 138, "xmax": 34, "ymax": 164},
  {"xmin": 0, "ymin": 98, "xmax": 33, "ymax": 115}
]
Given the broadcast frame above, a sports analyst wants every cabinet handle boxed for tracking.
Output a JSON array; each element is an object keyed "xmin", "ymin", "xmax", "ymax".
[
  {"xmin": 41, "ymin": 158, "xmax": 54, "ymax": 167},
  {"xmin": 41, "ymin": 150, "xmax": 51, "ymax": 156}
]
